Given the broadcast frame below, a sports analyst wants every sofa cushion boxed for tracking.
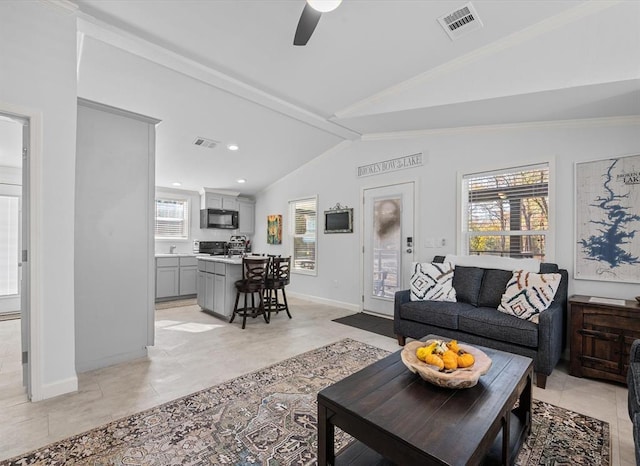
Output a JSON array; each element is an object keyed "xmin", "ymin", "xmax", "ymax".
[
  {"xmin": 458, "ymin": 307, "xmax": 539, "ymax": 348},
  {"xmin": 539, "ymin": 263, "xmax": 559, "ymax": 273},
  {"xmin": 477, "ymin": 269, "xmax": 512, "ymax": 308},
  {"xmin": 410, "ymin": 262, "xmax": 456, "ymax": 302},
  {"xmin": 400, "ymin": 301, "xmax": 476, "ymax": 329},
  {"xmin": 498, "ymin": 271, "xmax": 562, "ymax": 323},
  {"xmin": 452, "ymin": 266, "xmax": 484, "ymax": 306}
]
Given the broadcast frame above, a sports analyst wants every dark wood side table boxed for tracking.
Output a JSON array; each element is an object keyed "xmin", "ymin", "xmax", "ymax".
[
  {"xmin": 569, "ymin": 295, "xmax": 640, "ymax": 384},
  {"xmin": 317, "ymin": 336, "xmax": 533, "ymax": 466}
]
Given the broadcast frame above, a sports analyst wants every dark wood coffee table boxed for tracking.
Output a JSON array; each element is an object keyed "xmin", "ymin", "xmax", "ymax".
[{"xmin": 317, "ymin": 336, "xmax": 533, "ymax": 466}]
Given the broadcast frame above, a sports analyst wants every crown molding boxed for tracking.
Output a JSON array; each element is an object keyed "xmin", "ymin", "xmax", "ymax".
[
  {"xmin": 335, "ymin": 0, "xmax": 623, "ymax": 120},
  {"xmin": 76, "ymin": 14, "xmax": 360, "ymax": 141},
  {"xmin": 361, "ymin": 116, "xmax": 640, "ymax": 141},
  {"xmin": 40, "ymin": 0, "xmax": 79, "ymax": 14}
]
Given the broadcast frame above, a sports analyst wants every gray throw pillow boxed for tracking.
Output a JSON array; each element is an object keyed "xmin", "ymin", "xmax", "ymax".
[
  {"xmin": 477, "ymin": 269, "xmax": 513, "ymax": 308},
  {"xmin": 452, "ymin": 266, "xmax": 484, "ymax": 306}
]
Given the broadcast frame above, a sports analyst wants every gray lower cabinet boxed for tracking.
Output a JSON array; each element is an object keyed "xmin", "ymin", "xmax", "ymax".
[
  {"xmin": 197, "ymin": 259, "xmax": 243, "ymax": 318},
  {"xmin": 156, "ymin": 257, "xmax": 179, "ymax": 299},
  {"xmin": 156, "ymin": 256, "xmax": 198, "ymax": 301}
]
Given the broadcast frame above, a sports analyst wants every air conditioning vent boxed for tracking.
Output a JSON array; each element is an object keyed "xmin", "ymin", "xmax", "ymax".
[
  {"xmin": 438, "ymin": 2, "xmax": 483, "ymax": 41},
  {"xmin": 193, "ymin": 137, "xmax": 218, "ymax": 149}
]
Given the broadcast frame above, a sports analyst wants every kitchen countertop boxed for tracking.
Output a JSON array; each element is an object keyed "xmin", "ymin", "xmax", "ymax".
[
  {"xmin": 155, "ymin": 253, "xmax": 243, "ymax": 265},
  {"xmin": 196, "ymin": 255, "xmax": 244, "ymax": 265}
]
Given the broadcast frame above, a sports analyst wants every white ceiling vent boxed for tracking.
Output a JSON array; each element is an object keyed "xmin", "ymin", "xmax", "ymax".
[
  {"xmin": 193, "ymin": 137, "xmax": 218, "ymax": 149},
  {"xmin": 437, "ymin": 2, "xmax": 483, "ymax": 41}
]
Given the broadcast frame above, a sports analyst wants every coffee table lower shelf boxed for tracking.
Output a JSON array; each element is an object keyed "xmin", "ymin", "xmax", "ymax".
[{"xmin": 333, "ymin": 412, "xmax": 527, "ymax": 466}]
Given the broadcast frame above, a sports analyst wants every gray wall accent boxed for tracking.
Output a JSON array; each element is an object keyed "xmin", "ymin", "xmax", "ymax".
[{"xmin": 75, "ymin": 99, "xmax": 158, "ymax": 372}]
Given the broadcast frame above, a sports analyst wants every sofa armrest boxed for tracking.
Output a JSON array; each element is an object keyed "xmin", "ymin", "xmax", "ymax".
[
  {"xmin": 394, "ymin": 290, "xmax": 411, "ymax": 320},
  {"xmin": 536, "ymin": 298, "xmax": 565, "ymax": 376}
]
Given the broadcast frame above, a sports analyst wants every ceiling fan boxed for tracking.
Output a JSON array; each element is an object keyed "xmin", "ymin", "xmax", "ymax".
[{"xmin": 293, "ymin": 0, "xmax": 342, "ymax": 46}]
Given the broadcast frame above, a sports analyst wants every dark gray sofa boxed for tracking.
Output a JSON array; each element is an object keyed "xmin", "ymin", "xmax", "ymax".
[
  {"xmin": 627, "ymin": 339, "xmax": 640, "ymax": 464},
  {"xmin": 394, "ymin": 256, "xmax": 568, "ymax": 389}
]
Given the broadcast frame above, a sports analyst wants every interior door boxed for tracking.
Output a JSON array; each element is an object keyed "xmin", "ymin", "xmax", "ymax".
[
  {"xmin": 19, "ymin": 117, "xmax": 30, "ymax": 396},
  {"xmin": 363, "ymin": 182, "xmax": 414, "ymax": 316}
]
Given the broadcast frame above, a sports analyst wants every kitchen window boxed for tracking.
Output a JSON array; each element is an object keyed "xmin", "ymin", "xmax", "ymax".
[
  {"xmin": 461, "ymin": 163, "xmax": 550, "ymax": 260},
  {"xmin": 155, "ymin": 198, "xmax": 189, "ymax": 239},
  {"xmin": 289, "ymin": 196, "xmax": 317, "ymax": 275}
]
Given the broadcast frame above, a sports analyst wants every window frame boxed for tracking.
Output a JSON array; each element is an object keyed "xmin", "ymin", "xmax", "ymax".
[
  {"xmin": 288, "ymin": 195, "xmax": 318, "ymax": 276},
  {"xmin": 457, "ymin": 162, "xmax": 554, "ymax": 261},
  {"xmin": 154, "ymin": 196, "xmax": 190, "ymax": 241}
]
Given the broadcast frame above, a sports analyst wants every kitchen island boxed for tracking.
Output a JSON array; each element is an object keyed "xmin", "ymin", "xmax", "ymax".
[{"xmin": 196, "ymin": 256, "xmax": 243, "ymax": 320}]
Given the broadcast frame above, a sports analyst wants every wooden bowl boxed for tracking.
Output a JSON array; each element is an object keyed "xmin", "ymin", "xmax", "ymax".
[{"xmin": 401, "ymin": 340, "xmax": 492, "ymax": 389}]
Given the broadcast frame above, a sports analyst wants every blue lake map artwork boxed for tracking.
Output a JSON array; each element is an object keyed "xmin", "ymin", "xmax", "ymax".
[{"xmin": 576, "ymin": 155, "xmax": 640, "ymax": 283}]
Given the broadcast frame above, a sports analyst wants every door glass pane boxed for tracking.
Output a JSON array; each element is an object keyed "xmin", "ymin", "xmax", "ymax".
[
  {"xmin": 0, "ymin": 195, "xmax": 19, "ymax": 296},
  {"xmin": 372, "ymin": 197, "xmax": 401, "ymax": 299}
]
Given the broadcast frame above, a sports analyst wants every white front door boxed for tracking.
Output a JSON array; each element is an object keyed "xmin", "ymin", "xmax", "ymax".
[{"xmin": 363, "ymin": 182, "xmax": 415, "ymax": 316}]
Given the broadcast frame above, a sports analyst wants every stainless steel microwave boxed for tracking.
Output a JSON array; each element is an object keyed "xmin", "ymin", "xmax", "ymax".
[{"xmin": 200, "ymin": 208, "xmax": 239, "ymax": 229}]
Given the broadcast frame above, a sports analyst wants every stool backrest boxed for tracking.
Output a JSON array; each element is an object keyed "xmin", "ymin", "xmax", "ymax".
[
  {"xmin": 243, "ymin": 257, "xmax": 270, "ymax": 283},
  {"xmin": 271, "ymin": 256, "xmax": 291, "ymax": 284}
]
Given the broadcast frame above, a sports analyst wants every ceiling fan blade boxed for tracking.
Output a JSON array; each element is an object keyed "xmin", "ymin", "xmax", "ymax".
[{"xmin": 294, "ymin": 3, "xmax": 322, "ymax": 46}]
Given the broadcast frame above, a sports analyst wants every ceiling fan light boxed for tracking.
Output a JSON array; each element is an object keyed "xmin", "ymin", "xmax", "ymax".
[{"xmin": 306, "ymin": 0, "xmax": 342, "ymax": 13}]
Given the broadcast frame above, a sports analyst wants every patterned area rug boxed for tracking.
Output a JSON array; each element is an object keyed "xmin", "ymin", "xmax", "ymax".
[{"xmin": 0, "ymin": 339, "xmax": 609, "ymax": 466}]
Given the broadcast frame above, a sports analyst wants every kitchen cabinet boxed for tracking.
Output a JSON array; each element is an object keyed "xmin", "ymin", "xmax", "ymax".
[
  {"xmin": 156, "ymin": 257, "xmax": 179, "ymax": 299},
  {"xmin": 178, "ymin": 256, "xmax": 198, "ymax": 295},
  {"xmin": 156, "ymin": 255, "xmax": 198, "ymax": 301},
  {"xmin": 200, "ymin": 190, "xmax": 240, "ymax": 211},
  {"xmin": 197, "ymin": 258, "xmax": 243, "ymax": 319},
  {"xmin": 238, "ymin": 198, "xmax": 255, "ymax": 235},
  {"xmin": 197, "ymin": 271, "xmax": 206, "ymax": 308}
]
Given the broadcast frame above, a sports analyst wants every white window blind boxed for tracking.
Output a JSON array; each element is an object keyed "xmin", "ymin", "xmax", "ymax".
[
  {"xmin": 289, "ymin": 197, "xmax": 317, "ymax": 274},
  {"xmin": 462, "ymin": 163, "xmax": 549, "ymax": 260},
  {"xmin": 155, "ymin": 198, "xmax": 189, "ymax": 239}
]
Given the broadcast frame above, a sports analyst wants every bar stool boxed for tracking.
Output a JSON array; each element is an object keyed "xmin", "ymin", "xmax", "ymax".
[
  {"xmin": 264, "ymin": 256, "xmax": 291, "ymax": 320},
  {"xmin": 230, "ymin": 256, "xmax": 270, "ymax": 329}
]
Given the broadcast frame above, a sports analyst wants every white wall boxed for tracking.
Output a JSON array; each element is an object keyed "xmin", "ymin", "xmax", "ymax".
[
  {"xmin": 0, "ymin": 166, "xmax": 21, "ymax": 313},
  {"xmin": 255, "ymin": 120, "xmax": 640, "ymax": 308},
  {"xmin": 155, "ymin": 187, "xmax": 254, "ymax": 254},
  {"xmin": 0, "ymin": 1, "xmax": 78, "ymax": 398}
]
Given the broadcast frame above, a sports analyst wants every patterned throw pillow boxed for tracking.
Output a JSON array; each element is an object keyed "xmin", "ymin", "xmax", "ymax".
[
  {"xmin": 410, "ymin": 262, "xmax": 456, "ymax": 302},
  {"xmin": 498, "ymin": 270, "xmax": 562, "ymax": 323}
]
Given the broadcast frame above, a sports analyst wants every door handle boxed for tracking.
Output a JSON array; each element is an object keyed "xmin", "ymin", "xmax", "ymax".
[{"xmin": 406, "ymin": 248, "xmax": 413, "ymax": 253}]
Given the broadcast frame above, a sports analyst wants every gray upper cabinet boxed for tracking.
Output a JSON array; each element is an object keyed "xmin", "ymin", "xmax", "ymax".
[{"xmin": 238, "ymin": 198, "xmax": 255, "ymax": 235}]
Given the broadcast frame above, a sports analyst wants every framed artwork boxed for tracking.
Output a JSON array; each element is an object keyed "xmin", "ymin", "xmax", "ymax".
[
  {"xmin": 575, "ymin": 154, "xmax": 640, "ymax": 283},
  {"xmin": 267, "ymin": 214, "xmax": 282, "ymax": 245}
]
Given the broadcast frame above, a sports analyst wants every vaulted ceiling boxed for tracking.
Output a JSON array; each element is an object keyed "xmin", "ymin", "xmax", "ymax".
[{"xmin": 73, "ymin": 0, "xmax": 640, "ymax": 194}]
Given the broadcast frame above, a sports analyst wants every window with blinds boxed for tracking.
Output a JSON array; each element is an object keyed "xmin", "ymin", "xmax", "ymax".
[
  {"xmin": 462, "ymin": 163, "xmax": 549, "ymax": 260},
  {"xmin": 155, "ymin": 198, "xmax": 189, "ymax": 239},
  {"xmin": 289, "ymin": 196, "xmax": 317, "ymax": 274}
]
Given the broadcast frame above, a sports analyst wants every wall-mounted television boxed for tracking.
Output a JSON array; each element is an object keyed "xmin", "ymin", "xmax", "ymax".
[{"xmin": 324, "ymin": 208, "xmax": 353, "ymax": 234}]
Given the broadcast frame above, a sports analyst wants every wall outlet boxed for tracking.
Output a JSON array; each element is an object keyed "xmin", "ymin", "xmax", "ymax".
[{"xmin": 440, "ymin": 238, "xmax": 446, "ymax": 247}]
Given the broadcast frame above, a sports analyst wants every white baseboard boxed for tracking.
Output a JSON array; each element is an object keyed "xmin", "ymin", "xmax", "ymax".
[
  {"xmin": 37, "ymin": 375, "xmax": 79, "ymax": 401},
  {"xmin": 76, "ymin": 348, "xmax": 148, "ymax": 374},
  {"xmin": 286, "ymin": 291, "xmax": 360, "ymax": 313}
]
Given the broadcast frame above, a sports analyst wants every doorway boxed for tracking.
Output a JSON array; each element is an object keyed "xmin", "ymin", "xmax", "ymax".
[
  {"xmin": 363, "ymin": 182, "xmax": 415, "ymax": 317},
  {"xmin": 0, "ymin": 112, "xmax": 30, "ymax": 398}
]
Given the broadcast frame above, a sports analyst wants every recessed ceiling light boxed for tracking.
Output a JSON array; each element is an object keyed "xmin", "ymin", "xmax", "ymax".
[
  {"xmin": 237, "ymin": 179, "xmax": 246, "ymax": 184},
  {"xmin": 307, "ymin": 0, "xmax": 342, "ymax": 13},
  {"xmin": 172, "ymin": 182, "xmax": 182, "ymax": 187},
  {"xmin": 227, "ymin": 143, "xmax": 239, "ymax": 151}
]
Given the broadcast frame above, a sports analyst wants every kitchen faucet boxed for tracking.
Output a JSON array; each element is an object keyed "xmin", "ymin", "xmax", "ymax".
[{"xmin": 170, "ymin": 245, "xmax": 176, "ymax": 254}]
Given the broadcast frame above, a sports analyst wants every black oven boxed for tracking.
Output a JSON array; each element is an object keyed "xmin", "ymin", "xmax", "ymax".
[{"xmin": 200, "ymin": 208, "xmax": 238, "ymax": 229}]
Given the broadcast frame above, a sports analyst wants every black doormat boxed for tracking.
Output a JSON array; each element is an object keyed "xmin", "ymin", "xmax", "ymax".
[{"xmin": 332, "ymin": 312, "xmax": 395, "ymax": 339}]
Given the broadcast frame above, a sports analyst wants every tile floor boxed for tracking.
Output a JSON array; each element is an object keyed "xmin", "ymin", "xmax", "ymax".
[{"xmin": 0, "ymin": 298, "xmax": 635, "ymax": 465}]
